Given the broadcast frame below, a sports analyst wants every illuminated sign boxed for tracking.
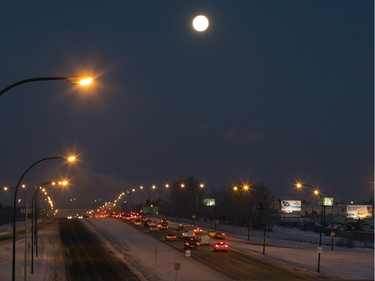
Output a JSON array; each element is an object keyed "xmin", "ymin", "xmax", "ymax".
[
  {"xmin": 280, "ymin": 200, "xmax": 301, "ymax": 213},
  {"xmin": 141, "ymin": 206, "xmax": 159, "ymax": 214},
  {"xmin": 203, "ymin": 198, "xmax": 215, "ymax": 206},
  {"xmin": 322, "ymin": 197, "xmax": 334, "ymax": 206},
  {"xmin": 346, "ymin": 205, "xmax": 373, "ymax": 219}
]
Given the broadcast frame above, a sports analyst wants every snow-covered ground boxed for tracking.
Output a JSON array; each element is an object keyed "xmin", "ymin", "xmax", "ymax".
[
  {"xmin": 0, "ymin": 220, "xmax": 66, "ymax": 281},
  {"xmin": 0, "ymin": 218, "xmax": 373, "ymax": 280}
]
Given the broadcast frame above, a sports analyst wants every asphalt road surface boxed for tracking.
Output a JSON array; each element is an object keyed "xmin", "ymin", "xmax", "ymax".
[
  {"xmin": 59, "ymin": 217, "xmax": 362, "ymax": 281},
  {"xmin": 58, "ymin": 218, "xmax": 140, "ymax": 281},
  {"xmin": 134, "ymin": 221, "xmax": 328, "ymax": 281}
]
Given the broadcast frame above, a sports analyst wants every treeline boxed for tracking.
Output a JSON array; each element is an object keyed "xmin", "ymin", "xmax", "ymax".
[{"xmin": 149, "ymin": 176, "xmax": 278, "ymax": 231}]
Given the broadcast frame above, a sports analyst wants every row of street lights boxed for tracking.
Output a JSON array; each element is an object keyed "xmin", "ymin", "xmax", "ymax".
[
  {"xmin": 101, "ymin": 180, "xmax": 331, "ymax": 273},
  {"xmin": 11, "ymin": 156, "xmax": 76, "ymax": 281},
  {"xmin": 30, "ymin": 180, "xmax": 68, "ymax": 273},
  {"xmin": 96, "ymin": 182, "xmax": 210, "ymax": 220},
  {"xmin": 2, "ymin": 179, "xmax": 58, "ymax": 279},
  {"xmin": 234, "ymin": 181, "xmax": 332, "ymax": 271},
  {"xmin": 99, "ymin": 182, "xmax": 206, "ymax": 204},
  {"xmin": 1, "ymin": 75, "xmax": 92, "ymax": 281}
]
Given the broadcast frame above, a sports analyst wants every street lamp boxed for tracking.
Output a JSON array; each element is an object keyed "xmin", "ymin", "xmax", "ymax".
[
  {"xmin": 313, "ymin": 189, "xmax": 335, "ymax": 251},
  {"xmin": 184, "ymin": 182, "xmax": 206, "ymax": 224},
  {"xmin": 2, "ymin": 74, "xmax": 89, "ymax": 280},
  {"xmin": 139, "ymin": 186, "xmax": 144, "ymax": 208},
  {"xmin": 233, "ymin": 184, "xmax": 254, "ymax": 241},
  {"xmin": 0, "ymin": 75, "xmax": 93, "ymax": 96},
  {"xmin": 295, "ymin": 182, "xmax": 325, "ymax": 272},
  {"xmin": 200, "ymin": 183, "xmax": 217, "ymax": 231},
  {"xmin": 3, "ymin": 185, "xmax": 14, "ymax": 210},
  {"xmin": 31, "ymin": 186, "xmax": 46, "ymax": 261},
  {"xmin": 11, "ymin": 155, "xmax": 76, "ymax": 281},
  {"xmin": 31, "ymin": 180, "xmax": 68, "ymax": 273},
  {"xmin": 132, "ymin": 188, "xmax": 136, "ymax": 212},
  {"xmin": 150, "ymin": 185, "xmax": 157, "ymax": 202}
]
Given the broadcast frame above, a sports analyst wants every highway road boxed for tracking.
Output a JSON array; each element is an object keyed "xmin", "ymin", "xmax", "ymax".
[
  {"xmin": 58, "ymin": 217, "xmax": 355, "ymax": 280},
  {"xmin": 58, "ymin": 218, "xmax": 140, "ymax": 281},
  {"xmin": 127, "ymin": 219, "xmax": 326, "ymax": 281}
]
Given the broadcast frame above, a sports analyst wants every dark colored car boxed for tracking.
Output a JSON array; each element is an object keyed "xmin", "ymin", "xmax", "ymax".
[
  {"xmin": 183, "ymin": 237, "xmax": 200, "ymax": 249},
  {"xmin": 149, "ymin": 226, "xmax": 159, "ymax": 233},
  {"xmin": 215, "ymin": 232, "xmax": 227, "ymax": 239},
  {"xmin": 159, "ymin": 219, "xmax": 168, "ymax": 229}
]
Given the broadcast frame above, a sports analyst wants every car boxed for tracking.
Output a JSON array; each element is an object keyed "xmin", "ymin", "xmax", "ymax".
[
  {"xmin": 207, "ymin": 230, "xmax": 217, "ymax": 237},
  {"xmin": 193, "ymin": 227, "xmax": 203, "ymax": 234},
  {"xmin": 123, "ymin": 214, "xmax": 132, "ymax": 221},
  {"xmin": 165, "ymin": 233, "xmax": 177, "ymax": 241},
  {"xmin": 159, "ymin": 219, "xmax": 168, "ymax": 229},
  {"xmin": 159, "ymin": 224, "xmax": 168, "ymax": 230},
  {"xmin": 144, "ymin": 219, "xmax": 157, "ymax": 227},
  {"xmin": 180, "ymin": 229, "xmax": 195, "ymax": 238},
  {"xmin": 133, "ymin": 218, "xmax": 143, "ymax": 226},
  {"xmin": 144, "ymin": 218, "xmax": 151, "ymax": 227},
  {"xmin": 215, "ymin": 232, "xmax": 227, "ymax": 239},
  {"xmin": 213, "ymin": 241, "xmax": 229, "ymax": 252},
  {"xmin": 183, "ymin": 237, "xmax": 200, "ymax": 249},
  {"xmin": 195, "ymin": 233, "xmax": 210, "ymax": 245},
  {"xmin": 149, "ymin": 226, "xmax": 159, "ymax": 233}
]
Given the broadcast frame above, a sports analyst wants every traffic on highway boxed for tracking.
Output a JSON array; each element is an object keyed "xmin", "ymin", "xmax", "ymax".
[{"xmin": 75, "ymin": 211, "xmax": 329, "ymax": 280}]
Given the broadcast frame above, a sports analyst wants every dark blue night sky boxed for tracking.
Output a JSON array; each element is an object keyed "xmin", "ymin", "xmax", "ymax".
[{"xmin": 0, "ymin": 1, "xmax": 373, "ymax": 208}]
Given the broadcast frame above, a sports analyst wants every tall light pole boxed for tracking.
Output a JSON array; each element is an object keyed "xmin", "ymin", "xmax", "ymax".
[
  {"xmin": 295, "ymin": 182, "xmax": 325, "ymax": 272},
  {"xmin": 151, "ymin": 185, "xmax": 157, "ymax": 203},
  {"xmin": 188, "ymin": 183, "xmax": 204, "ymax": 225},
  {"xmin": 132, "ymin": 188, "xmax": 136, "ymax": 212},
  {"xmin": 31, "ymin": 180, "xmax": 68, "ymax": 274},
  {"xmin": 312, "ymin": 189, "xmax": 335, "ymax": 251},
  {"xmin": 139, "ymin": 186, "xmax": 144, "ymax": 209},
  {"xmin": 233, "ymin": 184, "xmax": 253, "ymax": 241},
  {"xmin": 3, "ymin": 186, "xmax": 14, "ymax": 210},
  {"xmin": 1, "ymin": 75, "xmax": 90, "ymax": 281},
  {"xmin": 179, "ymin": 181, "xmax": 204, "ymax": 224},
  {"xmin": 31, "ymin": 185, "xmax": 47, "ymax": 265},
  {"xmin": 12, "ymin": 156, "xmax": 76, "ymax": 281}
]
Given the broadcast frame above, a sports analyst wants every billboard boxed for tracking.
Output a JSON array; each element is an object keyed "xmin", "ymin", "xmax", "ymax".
[
  {"xmin": 346, "ymin": 205, "xmax": 373, "ymax": 219},
  {"xmin": 141, "ymin": 206, "xmax": 159, "ymax": 214},
  {"xmin": 203, "ymin": 198, "xmax": 215, "ymax": 206},
  {"xmin": 322, "ymin": 197, "xmax": 334, "ymax": 206},
  {"xmin": 280, "ymin": 200, "xmax": 301, "ymax": 213}
]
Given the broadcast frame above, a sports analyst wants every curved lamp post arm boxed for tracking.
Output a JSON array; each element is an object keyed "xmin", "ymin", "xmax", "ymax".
[
  {"xmin": 12, "ymin": 157, "xmax": 63, "ymax": 208},
  {"xmin": 0, "ymin": 77, "xmax": 67, "ymax": 96},
  {"xmin": 0, "ymin": 76, "xmax": 92, "ymax": 96},
  {"xmin": 12, "ymin": 156, "xmax": 63, "ymax": 281},
  {"xmin": 31, "ymin": 181, "xmax": 52, "ymax": 226}
]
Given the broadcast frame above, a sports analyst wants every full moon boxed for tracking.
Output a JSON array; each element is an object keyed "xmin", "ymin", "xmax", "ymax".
[{"xmin": 192, "ymin": 15, "xmax": 209, "ymax": 32}]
